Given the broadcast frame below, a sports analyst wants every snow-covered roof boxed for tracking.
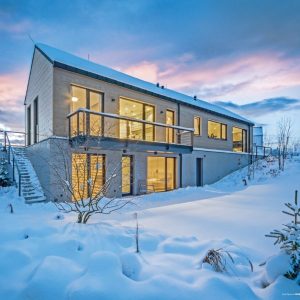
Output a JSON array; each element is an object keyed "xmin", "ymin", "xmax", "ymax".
[{"xmin": 35, "ymin": 43, "xmax": 254, "ymax": 125}]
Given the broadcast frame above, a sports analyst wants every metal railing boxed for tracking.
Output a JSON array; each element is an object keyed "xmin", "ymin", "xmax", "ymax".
[
  {"xmin": 0, "ymin": 130, "xmax": 26, "ymax": 196},
  {"xmin": 67, "ymin": 108, "xmax": 194, "ymax": 147},
  {"xmin": 253, "ymin": 145, "xmax": 272, "ymax": 158}
]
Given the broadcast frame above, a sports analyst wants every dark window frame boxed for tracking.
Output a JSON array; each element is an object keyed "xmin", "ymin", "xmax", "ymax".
[
  {"xmin": 232, "ymin": 126, "xmax": 248, "ymax": 152},
  {"xmin": 70, "ymin": 85, "xmax": 104, "ymax": 136},
  {"xmin": 208, "ymin": 120, "xmax": 227, "ymax": 140},
  {"xmin": 119, "ymin": 97, "xmax": 156, "ymax": 141},
  {"xmin": 194, "ymin": 116, "xmax": 201, "ymax": 136},
  {"xmin": 71, "ymin": 153, "xmax": 106, "ymax": 199}
]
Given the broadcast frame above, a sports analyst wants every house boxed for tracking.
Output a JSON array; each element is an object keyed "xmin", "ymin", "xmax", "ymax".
[
  {"xmin": 253, "ymin": 126, "xmax": 263, "ymax": 148},
  {"xmin": 24, "ymin": 43, "xmax": 254, "ymax": 201}
]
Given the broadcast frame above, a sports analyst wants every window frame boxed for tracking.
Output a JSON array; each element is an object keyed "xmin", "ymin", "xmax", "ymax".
[
  {"xmin": 232, "ymin": 126, "xmax": 248, "ymax": 152},
  {"xmin": 194, "ymin": 116, "xmax": 201, "ymax": 136},
  {"xmin": 207, "ymin": 120, "xmax": 227, "ymax": 140},
  {"xmin": 70, "ymin": 85, "xmax": 104, "ymax": 136},
  {"xmin": 119, "ymin": 96, "xmax": 156, "ymax": 141},
  {"xmin": 71, "ymin": 153, "xmax": 106, "ymax": 200}
]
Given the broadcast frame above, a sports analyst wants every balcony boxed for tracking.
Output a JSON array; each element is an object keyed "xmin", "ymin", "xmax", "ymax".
[{"xmin": 67, "ymin": 108, "xmax": 194, "ymax": 152}]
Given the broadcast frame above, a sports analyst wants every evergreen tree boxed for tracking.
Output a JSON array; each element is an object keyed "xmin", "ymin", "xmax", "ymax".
[{"xmin": 266, "ymin": 190, "xmax": 300, "ymax": 280}]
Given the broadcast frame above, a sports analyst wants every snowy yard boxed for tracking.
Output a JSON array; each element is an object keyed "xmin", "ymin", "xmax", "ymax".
[{"xmin": 0, "ymin": 157, "xmax": 300, "ymax": 299}]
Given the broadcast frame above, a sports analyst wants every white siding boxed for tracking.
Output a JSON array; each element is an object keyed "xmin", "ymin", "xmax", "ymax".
[{"xmin": 25, "ymin": 49, "xmax": 53, "ymax": 144}]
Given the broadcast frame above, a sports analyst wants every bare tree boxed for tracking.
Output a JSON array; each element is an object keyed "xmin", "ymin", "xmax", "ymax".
[
  {"xmin": 277, "ymin": 117, "xmax": 292, "ymax": 171},
  {"xmin": 41, "ymin": 118, "xmax": 135, "ymax": 224}
]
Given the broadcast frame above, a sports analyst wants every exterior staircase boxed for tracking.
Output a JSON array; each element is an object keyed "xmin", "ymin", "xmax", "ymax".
[{"xmin": 12, "ymin": 147, "xmax": 46, "ymax": 203}]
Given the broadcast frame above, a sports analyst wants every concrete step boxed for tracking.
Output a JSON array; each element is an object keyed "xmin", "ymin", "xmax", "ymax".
[{"xmin": 25, "ymin": 196, "xmax": 46, "ymax": 203}]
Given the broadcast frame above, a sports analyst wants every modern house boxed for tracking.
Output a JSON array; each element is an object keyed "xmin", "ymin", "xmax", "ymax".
[{"xmin": 24, "ymin": 43, "xmax": 254, "ymax": 201}]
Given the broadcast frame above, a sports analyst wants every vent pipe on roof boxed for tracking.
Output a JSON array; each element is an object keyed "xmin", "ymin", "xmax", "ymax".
[
  {"xmin": 156, "ymin": 82, "xmax": 160, "ymax": 87},
  {"xmin": 194, "ymin": 95, "xmax": 197, "ymax": 100},
  {"xmin": 161, "ymin": 85, "xmax": 165, "ymax": 89}
]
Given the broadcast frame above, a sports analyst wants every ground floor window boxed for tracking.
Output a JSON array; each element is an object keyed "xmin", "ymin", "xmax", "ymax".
[
  {"xmin": 71, "ymin": 153, "xmax": 105, "ymax": 200},
  {"xmin": 147, "ymin": 156, "xmax": 176, "ymax": 192},
  {"xmin": 232, "ymin": 127, "xmax": 247, "ymax": 152}
]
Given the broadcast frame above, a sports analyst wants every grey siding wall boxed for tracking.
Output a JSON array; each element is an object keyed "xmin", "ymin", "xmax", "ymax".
[
  {"xmin": 182, "ymin": 149, "xmax": 250, "ymax": 186},
  {"xmin": 25, "ymin": 49, "xmax": 53, "ymax": 144}
]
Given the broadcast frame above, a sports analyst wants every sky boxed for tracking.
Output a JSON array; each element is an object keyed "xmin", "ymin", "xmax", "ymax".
[{"xmin": 0, "ymin": 0, "xmax": 300, "ymax": 140}]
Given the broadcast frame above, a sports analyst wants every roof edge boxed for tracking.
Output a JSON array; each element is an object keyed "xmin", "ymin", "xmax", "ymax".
[{"xmin": 53, "ymin": 61, "xmax": 255, "ymax": 126}]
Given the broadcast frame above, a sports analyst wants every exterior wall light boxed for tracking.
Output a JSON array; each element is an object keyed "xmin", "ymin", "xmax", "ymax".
[{"xmin": 72, "ymin": 96, "xmax": 78, "ymax": 102}]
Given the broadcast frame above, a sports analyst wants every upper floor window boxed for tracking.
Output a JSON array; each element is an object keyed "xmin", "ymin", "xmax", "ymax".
[
  {"xmin": 233, "ymin": 127, "xmax": 247, "ymax": 152},
  {"xmin": 194, "ymin": 117, "xmax": 201, "ymax": 136},
  {"xmin": 208, "ymin": 120, "xmax": 227, "ymax": 140},
  {"xmin": 70, "ymin": 85, "xmax": 103, "ymax": 136},
  {"xmin": 71, "ymin": 85, "xmax": 102, "ymax": 113},
  {"xmin": 119, "ymin": 97, "xmax": 155, "ymax": 141}
]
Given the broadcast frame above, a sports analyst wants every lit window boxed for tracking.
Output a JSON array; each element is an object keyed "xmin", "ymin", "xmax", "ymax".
[
  {"xmin": 119, "ymin": 97, "xmax": 154, "ymax": 141},
  {"xmin": 72, "ymin": 153, "xmax": 105, "ymax": 200},
  {"xmin": 194, "ymin": 117, "xmax": 201, "ymax": 136},
  {"xmin": 233, "ymin": 127, "xmax": 247, "ymax": 152},
  {"xmin": 208, "ymin": 120, "xmax": 227, "ymax": 140}
]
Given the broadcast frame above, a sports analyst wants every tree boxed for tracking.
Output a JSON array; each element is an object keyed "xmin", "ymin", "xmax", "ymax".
[
  {"xmin": 39, "ymin": 119, "xmax": 135, "ymax": 224},
  {"xmin": 266, "ymin": 190, "xmax": 300, "ymax": 280},
  {"xmin": 277, "ymin": 117, "xmax": 292, "ymax": 171}
]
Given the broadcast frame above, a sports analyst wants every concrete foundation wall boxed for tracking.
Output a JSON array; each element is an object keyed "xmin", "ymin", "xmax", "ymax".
[{"xmin": 26, "ymin": 137, "xmax": 250, "ymax": 201}]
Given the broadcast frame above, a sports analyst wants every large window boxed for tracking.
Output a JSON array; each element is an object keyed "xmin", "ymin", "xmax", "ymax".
[
  {"xmin": 71, "ymin": 153, "xmax": 105, "ymax": 200},
  {"xmin": 70, "ymin": 86, "xmax": 103, "ymax": 136},
  {"xmin": 194, "ymin": 117, "xmax": 201, "ymax": 136},
  {"xmin": 147, "ymin": 157, "xmax": 176, "ymax": 192},
  {"xmin": 208, "ymin": 120, "xmax": 227, "ymax": 140},
  {"xmin": 233, "ymin": 127, "xmax": 247, "ymax": 152},
  {"xmin": 119, "ymin": 98, "xmax": 154, "ymax": 141}
]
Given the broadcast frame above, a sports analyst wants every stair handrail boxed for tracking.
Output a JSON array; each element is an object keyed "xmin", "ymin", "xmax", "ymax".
[{"xmin": 1, "ymin": 130, "xmax": 26, "ymax": 196}]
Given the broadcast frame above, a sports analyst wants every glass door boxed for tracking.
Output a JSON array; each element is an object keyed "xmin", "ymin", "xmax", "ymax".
[
  {"xmin": 122, "ymin": 155, "xmax": 133, "ymax": 195},
  {"xmin": 147, "ymin": 156, "xmax": 176, "ymax": 192}
]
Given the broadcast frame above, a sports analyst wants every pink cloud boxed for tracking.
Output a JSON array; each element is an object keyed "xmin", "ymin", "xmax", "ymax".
[
  {"xmin": 0, "ymin": 70, "xmax": 27, "ymax": 130},
  {"xmin": 0, "ymin": 70, "xmax": 27, "ymax": 107},
  {"xmin": 123, "ymin": 61, "xmax": 159, "ymax": 83},
  {"xmin": 118, "ymin": 52, "xmax": 300, "ymax": 103}
]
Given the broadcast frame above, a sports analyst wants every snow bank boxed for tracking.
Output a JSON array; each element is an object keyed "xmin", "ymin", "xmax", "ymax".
[{"xmin": 0, "ymin": 158, "xmax": 300, "ymax": 299}]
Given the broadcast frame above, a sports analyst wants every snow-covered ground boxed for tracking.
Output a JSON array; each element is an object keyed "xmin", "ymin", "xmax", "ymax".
[{"xmin": 0, "ymin": 157, "xmax": 299, "ymax": 299}]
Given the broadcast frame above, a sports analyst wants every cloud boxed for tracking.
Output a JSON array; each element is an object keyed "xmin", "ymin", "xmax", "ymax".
[
  {"xmin": 0, "ymin": 70, "xmax": 27, "ymax": 130},
  {"xmin": 213, "ymin": 97, "xmax": 300, "ymax": 117},
  {"xmin": 123, "ymin": 61, "xmax": 159, "ymax": 83}
]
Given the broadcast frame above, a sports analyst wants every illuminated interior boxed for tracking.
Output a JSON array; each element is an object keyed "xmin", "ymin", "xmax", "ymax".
[
  {"xmin": 71, "ymin": 86, "xmax": 86, "ymax": 135},
  {"xmin": 233, "ymin": 127, "xmax": 247, "ymax": 152},
  {"xmin": 70, "ymin": 86, "xmax": 102, "ymax": 136},
  {"xmin": 119, "ymin": 98, "xmax": 154, "ymax": 141},
  {"xmin": 147, "ymin": 156, "xmax": 176, "ymax": 192},
  {"xmin": 194, "ymin": 117, "xmax": 201, "ymax": 135},
  {"xmin": 122, "ymin": 156, "xmax": 132, "ymax": 195},
  {"xmin": 208, "ymin": 120, "xmax": 227, "ymax": 140},
  {"xmin": 166, "ymin": 110, "xmax": 175, "ymax": 143},
  {"xmin": 71, "ymin": 153, "xmax": 105, "ymax": 200}
]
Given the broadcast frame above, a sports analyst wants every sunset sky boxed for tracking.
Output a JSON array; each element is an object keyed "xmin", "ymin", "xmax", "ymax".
[{"xmin": 1, "ymin": 0, "xmax": 300, "ymax": 138}]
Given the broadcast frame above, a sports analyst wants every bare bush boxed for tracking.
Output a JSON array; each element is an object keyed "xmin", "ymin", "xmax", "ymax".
[
  {"xmin": 277, "ymin": 117, "xmax": 292, "ymax": 171},
  {"xmin": 202, "ymin": 248, "xmax": 253, "ymax": 274}
]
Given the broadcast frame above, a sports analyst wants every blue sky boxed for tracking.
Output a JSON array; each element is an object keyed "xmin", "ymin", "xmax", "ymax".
[{"xmin": 0, "ymin": 0, "xmax": 300, "ymax": 138}]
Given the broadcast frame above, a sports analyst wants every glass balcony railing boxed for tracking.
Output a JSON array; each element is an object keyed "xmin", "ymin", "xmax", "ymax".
[{"xmin": 67, "ymin": 108, "xmax": 194, "ymax": 147}]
